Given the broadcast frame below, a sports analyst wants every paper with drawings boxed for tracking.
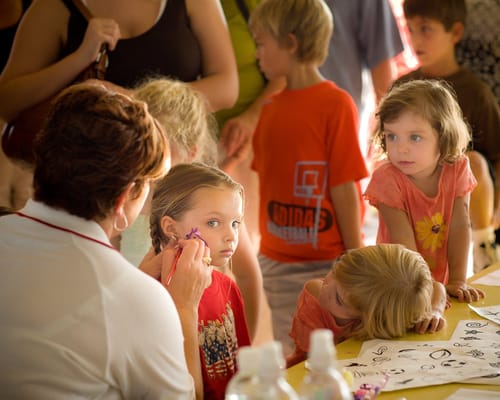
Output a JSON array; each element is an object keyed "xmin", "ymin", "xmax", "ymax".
[
  {"xmin": 450, "ymin": 319, "xmax": 500, "ymax": 385},
  {"xmin": 470, "ymin": 268, "xmax": 500, "ymax": 286},
  {"xmin": 468, "ymin": 304, "xmax": 500, "ymax": 325},
  {"xmin": 337, "ymin": 320, "xmax": 500, "ymax": 392}
]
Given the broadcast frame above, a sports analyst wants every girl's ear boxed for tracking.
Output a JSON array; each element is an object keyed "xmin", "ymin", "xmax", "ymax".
[{"xmin": 160, "ymin": 215, "xmax": 178, "ymax": 238}]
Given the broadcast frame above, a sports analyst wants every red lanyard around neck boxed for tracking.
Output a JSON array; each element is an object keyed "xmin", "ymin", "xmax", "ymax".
[{"xmin": 16, "ymin": 212, "xmax": 117, "ymax": 251}]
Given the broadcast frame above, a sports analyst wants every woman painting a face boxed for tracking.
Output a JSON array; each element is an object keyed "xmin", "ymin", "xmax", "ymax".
[{"xmin": 0, "ymin": 82, "xmax": 211, "ymax": 399}]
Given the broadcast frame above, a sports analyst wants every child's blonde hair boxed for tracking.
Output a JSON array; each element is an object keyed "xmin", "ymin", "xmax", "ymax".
[
  {"xmin": 372, "ymin": 79, "xmax": 471, "ymax": 163},
  {"xmin": 249, "ymin": 0, "xmax": 333, "ymax": 65},
  {"xmin": 134, "ymin": 78, "xmax": 219, "ymax": 166},
  {"xmin": 333, "ymin": 244, "xmax": 434, "ymax": 340},
  {"xmin": 150, "ymin": 163, "xmax": 244, "ymax": 255}
]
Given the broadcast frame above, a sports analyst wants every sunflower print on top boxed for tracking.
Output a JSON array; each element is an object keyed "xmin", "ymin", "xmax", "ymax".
[
  {"xmin": 365, "ymin": 158, "xmax": 477, "ymax": 284},
  {"xmin": 415, "ymin": 212, "xmax": 448, "ymax": 253}
]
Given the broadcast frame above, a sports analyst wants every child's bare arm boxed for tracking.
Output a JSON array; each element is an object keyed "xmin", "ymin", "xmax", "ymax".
[
  {"xmin": 330, "ymin": 181, "xmax": 363, "ymax": 249},
  {"xmin": 219, "ymin": 77, "xmax": 286, "ymax": 159},
  {"xmin": 378, "ymin": 203, "xmax": 418, "ymax": 251},
  {"xmin": 447, "ymin": 196, "xmax": 485, "ymax": 302},
  {"xmin": 230, "ymin": 223, "xmax": 263, "ymax": 341},
  {"xmin": 414, "ymin": 280, "xmax": 447, "ymax": 334}
]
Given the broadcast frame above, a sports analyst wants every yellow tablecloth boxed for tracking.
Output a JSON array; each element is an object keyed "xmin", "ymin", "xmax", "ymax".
[{"xmin": 286, "ymin": 263, "xmax": 500, "ymax": 399}]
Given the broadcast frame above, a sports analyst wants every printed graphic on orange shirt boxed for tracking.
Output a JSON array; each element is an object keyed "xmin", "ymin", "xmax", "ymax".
[
  {"xmin": 266, "ymin": 161, "xmax": 334, "ymax": 248},
  {"xmin": 415, "ymin": 212, "xmax": 448, "ymax": 253},
  {"xmin": 199, "ymin": 303, "xmax": 238, "ymax": 379}
]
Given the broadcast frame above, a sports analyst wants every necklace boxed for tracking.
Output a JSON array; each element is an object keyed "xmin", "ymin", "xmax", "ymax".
[{"xmin": 16, "ymin": 212, "xmax": 117, "ymax": 251}]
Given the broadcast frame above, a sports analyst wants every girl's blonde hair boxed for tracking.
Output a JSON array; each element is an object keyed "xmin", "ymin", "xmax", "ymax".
[
  {"xmin": 372, "ymin": 79, "xmax": 471, "ymax": 163},
  {"xmin": 150, "ymin": 163, "xmax": 244, "ymax": 254},
  {"xmin": 249, "ymin": 0, "xmax": 333, "ymax": 65},
  {"xmin": 333, "ymin": 244, "xmax": 434, "ymax": 340},
  {"xmin": 134, "ymin": 78, "xmax": 219, "ymax": 165}
]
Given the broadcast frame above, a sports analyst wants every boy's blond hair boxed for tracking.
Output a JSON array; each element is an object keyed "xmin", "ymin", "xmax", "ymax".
[
  {"xmin": 134, "ymin": 78, "xmax": 219, "ymax": 166},
  {"xmin": 372, "ymin": 79, "xmax": 471, "ymax": 163},
  {"xmin": 249, "ymin": 0, "xmax": 333, "ymax": 65},
  {"xmin": 333, "ymin": 244, "xmax": 434, "ymax": 340}
]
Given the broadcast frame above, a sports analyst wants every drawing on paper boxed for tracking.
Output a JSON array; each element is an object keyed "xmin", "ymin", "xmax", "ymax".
[{"xmin": 338, "ymin": 320, "xmax": 500, "ymax": 391}]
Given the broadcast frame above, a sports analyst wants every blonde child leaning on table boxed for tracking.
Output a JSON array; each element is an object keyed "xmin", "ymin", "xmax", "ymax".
[
  {"xmin": 365, "ymin": 79, "xmax": 486, "ymax": 302},
  {"xmin": 287, "ymin": 244, "xmax": 447, "ymax": 368}
]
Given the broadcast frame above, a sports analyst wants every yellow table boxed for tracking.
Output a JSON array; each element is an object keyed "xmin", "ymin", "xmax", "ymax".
[{"xmin": 286, "ymin": 264, "xmax": 500, "ymax": 399}]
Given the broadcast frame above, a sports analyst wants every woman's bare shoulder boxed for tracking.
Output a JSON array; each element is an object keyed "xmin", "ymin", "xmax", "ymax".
[
  {"xmin": 18, "ymin": 0, "xmax": 70, "ymax": 44},
  {"xmin": 29, "ymin": 0, "xmax": 70, "ymax": 22}
]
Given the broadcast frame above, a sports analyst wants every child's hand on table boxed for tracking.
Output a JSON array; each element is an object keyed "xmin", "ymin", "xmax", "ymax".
[
  {"xmin": 446, "ymin": 281, "xmax": 485, "ymax": 303},
  {"xmin": 414, "ymin": 311, "xmax": 446, "ymax": 334}
]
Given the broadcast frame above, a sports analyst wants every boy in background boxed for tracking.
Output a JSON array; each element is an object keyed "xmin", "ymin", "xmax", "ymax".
[
  {"xmin": 396, "ymin": 0, "xmax": 500, "ymax": 272},
  {"xmin": 249, "ymin": 0, "xmax": 368, "ymax": 354}
]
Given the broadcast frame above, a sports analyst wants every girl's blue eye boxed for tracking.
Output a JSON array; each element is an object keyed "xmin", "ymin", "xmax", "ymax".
[
  {"xmin": 410, "ymin": 134, "xmax": 422, "ymax": 142},
  {"xmin": 232, "ymin": 221, "xmax": 242, "ymax": 230},
  {"xmin": 385, "ymin": 133, "xmax": 397, "ymax": 142},
  {"xmin": 207, "ymin": 220, "xmax": 218, "ymax": 228}
]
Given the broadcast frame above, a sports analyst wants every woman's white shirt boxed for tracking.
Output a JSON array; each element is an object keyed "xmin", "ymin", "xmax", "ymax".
[{"xmin": 0, "ymin": 200, "xmax": 194, "ymax": 399}]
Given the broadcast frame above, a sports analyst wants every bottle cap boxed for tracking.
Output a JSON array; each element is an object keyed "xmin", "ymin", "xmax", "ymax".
[
  {"xmin": 237, "ymin": 345, "xmax": 261, "ymax": 376},
  {"xmin": 309, "ymin": 329, "xmax": 336, "ymax": 370},
  {"xmin": 259, "ymin": 341, "xmax": 285, "ymax": 379}
]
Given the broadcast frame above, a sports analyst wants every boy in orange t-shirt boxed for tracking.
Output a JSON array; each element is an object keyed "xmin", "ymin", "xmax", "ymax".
[{"xmin": 249, "ymin": 0, "xmax": 368, "ymax": 354}]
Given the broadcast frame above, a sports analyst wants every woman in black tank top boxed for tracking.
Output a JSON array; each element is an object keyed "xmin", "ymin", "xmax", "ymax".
[{"xmin": 0, "ymin": 0, "xmax": 238, "ymax": 123}]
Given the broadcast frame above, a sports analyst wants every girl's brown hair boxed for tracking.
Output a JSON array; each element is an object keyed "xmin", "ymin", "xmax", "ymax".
[
  {"xmin": 150, "ymin": 162, "xmax": 243, "ymax": 255},
  {"xmin": 372, "ymin": 79, "xmax": 471, "ymax": 163}
]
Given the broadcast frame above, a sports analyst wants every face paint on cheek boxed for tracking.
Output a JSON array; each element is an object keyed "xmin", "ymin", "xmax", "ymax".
[
  {"xmin": 163, "ymin": 227, "xmax": 210, "ymax": 286},
  {"xmin": 185, "ymin": 227, "xmax": 208, "ymax": 246}
]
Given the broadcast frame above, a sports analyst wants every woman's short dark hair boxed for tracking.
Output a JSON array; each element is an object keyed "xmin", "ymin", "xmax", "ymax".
[{"xmin": 33, "ymin": 82, "xmax": 169, "ymax": 220}]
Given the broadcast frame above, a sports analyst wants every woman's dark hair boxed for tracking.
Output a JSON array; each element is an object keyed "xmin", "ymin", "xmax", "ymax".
[{"xmin": 33, "ymin": 82, "xmax": 169, "ymax": 220}]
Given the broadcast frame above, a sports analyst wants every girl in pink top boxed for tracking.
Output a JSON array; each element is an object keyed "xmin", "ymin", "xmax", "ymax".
[
  {"xmin": 287, "ymin": 244, "xmax": 447, "ymax": 368},
  {"xmin": 365, "ymin": 80, "xmax": 485, "ymax": 302}
]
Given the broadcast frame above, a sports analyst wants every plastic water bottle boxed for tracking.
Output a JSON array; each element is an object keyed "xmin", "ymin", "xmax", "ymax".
[
  {"xmin": 225, "ymin": 341, "xmax": 299, "ymax": 399},
  {"xmin": 225, "ymin": 345, "xmax": 261, "ymax": 399},
  {"xmin": 298, "ymin": 329, "xmax": 352, "ymax": 400},
  {"xmin": 256, "ymin": 341, "xmax": 299, "ymax": 400}
]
